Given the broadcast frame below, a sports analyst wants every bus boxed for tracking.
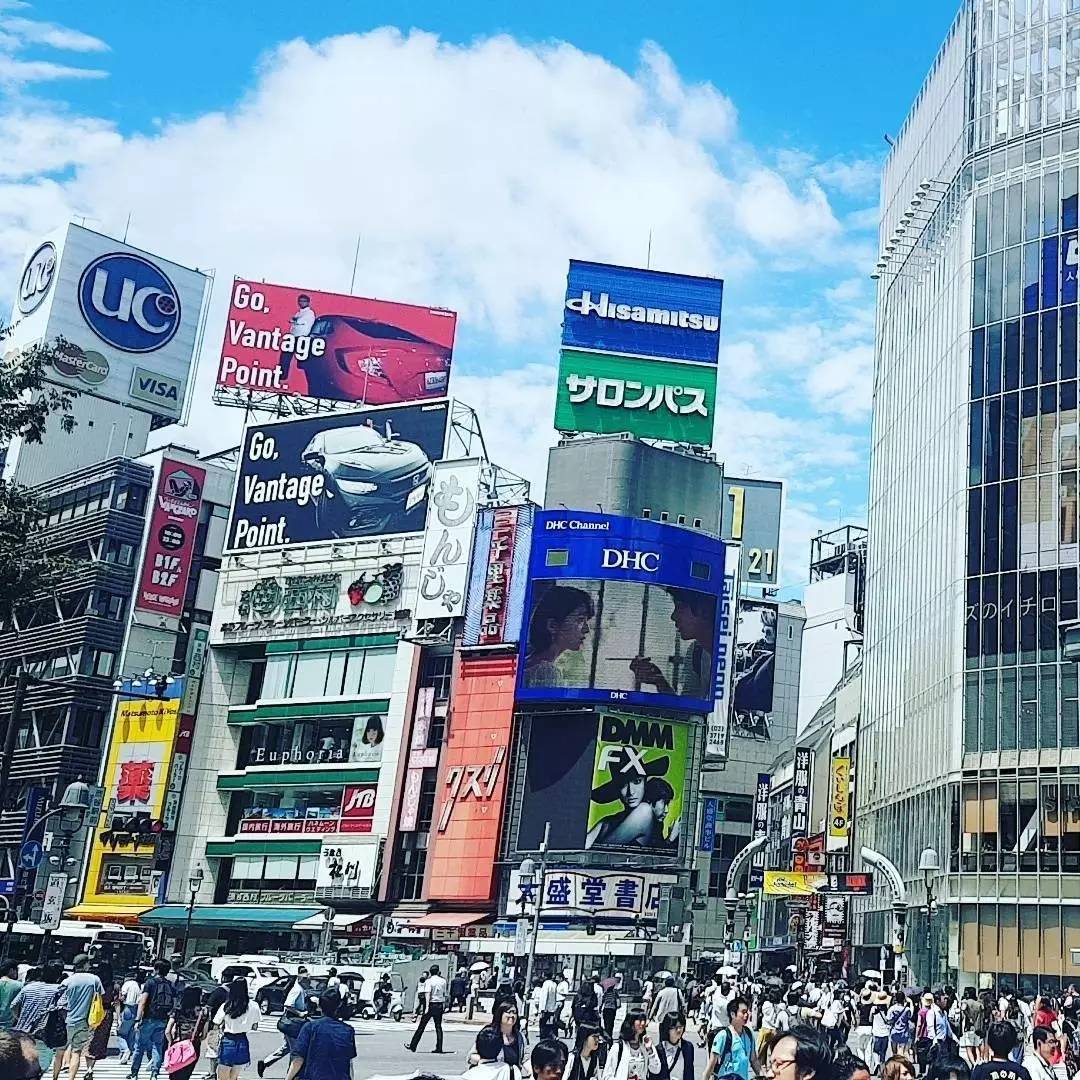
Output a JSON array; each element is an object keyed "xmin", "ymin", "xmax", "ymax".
[{"xmin": 3, "ymin": 920, "xmax": 152, "ymax": 973}]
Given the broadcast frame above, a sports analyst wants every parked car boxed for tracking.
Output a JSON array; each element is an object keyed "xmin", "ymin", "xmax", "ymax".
[
  {"xmin": 173, "ymin": 967, "xmax": 220, "ymax": 995},
  {"xmin": 256, "ymin": 974, "xmax": 331, "ymax": 1015},
  {"xmin": 302, "ymin": 421, "xmax": 433, "ymax": 537},
  {"xmin": 303, "ymin": 314, "xmax": 451, "ymax": 404}
]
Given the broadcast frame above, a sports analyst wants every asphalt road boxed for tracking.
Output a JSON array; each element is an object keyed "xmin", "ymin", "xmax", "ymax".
[{"xmin": 89, "ymin": 1013, "xmax": 485, "ymax": 1080}]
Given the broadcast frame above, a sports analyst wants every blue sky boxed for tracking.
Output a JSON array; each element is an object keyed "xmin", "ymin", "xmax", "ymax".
[{"xmin": 0, "ymin": 1, "xmax": 961, "ymax": 586}]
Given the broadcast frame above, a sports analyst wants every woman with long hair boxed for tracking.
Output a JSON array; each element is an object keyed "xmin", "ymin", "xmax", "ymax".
[
  {"xmin": 654, "ymin": 1012, "xmax": 695, "ymax": 1080},
  {"xmin": 600, "ymin": 1009, "xmax": 659, "ymax": 1080},
  {"xmin": 523, "ymin": 586, "xmax": 595, "ymax": 688},
  {"xmin": 882, "ymin": 1056, "xmax": 917, "ymax": 1080},
  {"xmin": 164, "ymin": 985, "xmax": 207, "ymax": 1080},
  {"xmin": 212, "ymin": 978, "xmax": 261, "ymax": 1080},
  {"xmin": 567, "ymin": 1023, "xmax": 605, "ymax": 1080},
  {"xmin": 471, "ymin": 1000, "xmax": 527, "ymax": 1070},
  {"xmin": 573, "ymin": 980, "xmax": 600, "ymax": 1030}
]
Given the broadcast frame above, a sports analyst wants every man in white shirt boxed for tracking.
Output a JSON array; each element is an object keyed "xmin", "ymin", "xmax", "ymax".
[
  {"xmin": 406, "ymin": 966, "xmax": 447, "ymax": 1054},
  {"xmin": 710, "ymin": 982, "xmax": 735, "ymax": 1037},
  {"xmin": 257, "ymin": 967, "xmax": 310, "ymax": 1077},
  {"xmin": 539, "ymin": 975, "xmax": 559, "ymax": 1039},
  {"xmin": 557, "ymin": 972, "xmax": 571, "ymax": 1036}
]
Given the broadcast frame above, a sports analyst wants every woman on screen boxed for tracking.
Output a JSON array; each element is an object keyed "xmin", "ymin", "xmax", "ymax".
[{"xmin": 523, "ymin": 585, "xmax": 595, "ymax": 688}]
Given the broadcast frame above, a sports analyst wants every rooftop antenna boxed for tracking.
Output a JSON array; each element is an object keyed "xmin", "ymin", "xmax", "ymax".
[
  {"xmin": 349, "ymin": 233, "xmax": 362, "ymax": 294},
  {"xmin": 122, "ymin": 212, "xmax": 132, "ymax": 243},
  {"xmin": 646, "ymin": 229, "xmax": 653, "ymax": 269}
]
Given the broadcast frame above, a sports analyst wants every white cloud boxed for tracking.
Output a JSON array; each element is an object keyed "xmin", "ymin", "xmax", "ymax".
[
  {"xmin": 0, "ymin": 25, "xmax": 878, "ymax": 586},
  {"xmin": 0, "ymin": 57, "xmax": 107, "ymax": 86},
  {"xmin": 812, "ymin": 155, "xmax": 881, "ymax": 198},
  {"xmin": 1, "ymin": 15, "xmax": 109, "ymax": 54},
  {"xmin": 806, "ymin": 344, "xmax": 873, "ymax": 420}
]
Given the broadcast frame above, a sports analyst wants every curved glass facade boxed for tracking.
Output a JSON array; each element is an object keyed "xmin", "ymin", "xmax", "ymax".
[{"xmin": 863, "ymin": 0, "xmax": 1080, "ymax": 990}]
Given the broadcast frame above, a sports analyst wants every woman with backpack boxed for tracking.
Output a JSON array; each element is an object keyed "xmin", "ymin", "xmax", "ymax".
[
  {"xmin": 212, "ymin": 978, "xmax": 261, "ymax": 1080},
  {"xmin": 601, "ymin": 980, "xmax": 621, "ymax": 1040},
  {"xmin": 10, "ymin": 963, "xmax": 66, "ymax": 1075},
  {"xmin": 163, "ymin": 986, "xmax": 207, "ymax": 1080},
  {"xmin": 601, "ymin": 1009, "xmax": 660, "ymax": 1080},
  {"xmin": 650, "ymin": 1012, "xmax": 694, "ymax": 1080},
  {"xmin": 566, "ymin": 1022, "xmax": 605, "ymax": 1080},
  {"xmin": 887, "ymin": 992, "xmax": 914, "ymax": 1060},
  {"xmin": 573, "ymin": 981, "xmax": 600, "ymax": 1031}
]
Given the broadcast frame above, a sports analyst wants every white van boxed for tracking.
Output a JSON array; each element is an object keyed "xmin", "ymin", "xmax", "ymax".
[{"xmin": 190, "ymin": 955, "xmax": 289, "ymax": 994}]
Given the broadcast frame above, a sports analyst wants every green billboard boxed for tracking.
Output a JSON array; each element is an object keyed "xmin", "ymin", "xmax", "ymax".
[{"xmin": 554, "ymin": 349, "xmax": 716, "ymax": 446}]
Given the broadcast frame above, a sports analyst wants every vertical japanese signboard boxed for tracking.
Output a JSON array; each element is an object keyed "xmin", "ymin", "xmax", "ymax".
[
  {"xmin": 705, "ymin": 543, "xmax": 741, "ymax": 759},
  {"xmin": 749, "ymin": 773, "xmax": 771, "ymax": 887},
  {"xmin": 827, "ymin": 756, "xmax": 851, "ymax": 851},
  {"xmin": 135, "ymin": 458, "xmax": 205, "ymax": 617},
  {"xmin": 790, "ymin": 746, "xmax": 813, "ymax": 867},
  {"xmin": 463, "ymin": 503, "xmax": 535, "ymax": 647},
  {"xmin": 416, "ymin": 459, "xmax": 482, "ymax": 619}
]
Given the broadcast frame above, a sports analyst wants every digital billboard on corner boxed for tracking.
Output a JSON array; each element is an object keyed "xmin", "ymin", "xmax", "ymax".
[
  {"xmin": 217, "ymin": 279, "xmax": 457, "ymax": 406},
  {"xmin": 225, "ymin": 400, "xmax": 449, "ymax": 551},
  {"xmin": 561, "ymin": 260, "xmax": 723, "ymax": 365},
  {"xmin": 517, "ymin": 511, "xmax": 727, "ymax": 714}
]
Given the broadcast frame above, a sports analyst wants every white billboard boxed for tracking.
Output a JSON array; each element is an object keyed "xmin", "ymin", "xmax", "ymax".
[
  {"xmin": 7, "ymin": 223, "xmax": 209, "ymax": 420},
  {"xmin": 416, "ymin": 458, "xmax": 483, "ymax": 619},
  {"xmin": 315, "ymin": 841, "xmax": 378, "ymax": 894}
]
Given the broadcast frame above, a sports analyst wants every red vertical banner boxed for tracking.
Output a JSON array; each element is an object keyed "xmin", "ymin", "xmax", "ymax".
[{"xmin": 136, "ymin": 458, "xmax": 205, "ymax": 616}]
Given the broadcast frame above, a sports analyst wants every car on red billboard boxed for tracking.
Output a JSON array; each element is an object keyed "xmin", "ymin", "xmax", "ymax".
[
  {"xmin": 217, "ymin": 279, "xmax": 456, "ymax": 406},
  {"xmin": 305, "ymin": 314, "xmax": 450, "ymax": 403}
]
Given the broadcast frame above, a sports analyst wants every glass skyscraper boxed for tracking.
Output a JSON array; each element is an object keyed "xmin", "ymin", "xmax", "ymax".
[{"xmin": 862, "ymin": 0, "xmax": 1080, "ymax": 990}]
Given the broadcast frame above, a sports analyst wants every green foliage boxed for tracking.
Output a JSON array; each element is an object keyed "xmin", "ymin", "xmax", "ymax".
[{"xmin": 0, "ymin": 326, "xmax": 80, "ymax": 626}]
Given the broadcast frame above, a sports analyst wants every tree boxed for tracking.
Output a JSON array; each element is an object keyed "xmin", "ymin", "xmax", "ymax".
[{"xmin": 0, "ymin": 325, "xmax": 79, "ymax": 627}]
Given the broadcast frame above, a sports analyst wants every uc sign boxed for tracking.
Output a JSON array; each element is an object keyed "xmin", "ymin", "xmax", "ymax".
[{"xmin": 78, "ymin": 253, "xmax": 182, "ymax": 353}]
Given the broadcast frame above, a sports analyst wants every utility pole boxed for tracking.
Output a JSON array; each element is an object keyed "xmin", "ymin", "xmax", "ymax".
[{"xmin": 522, "ymin": 822, "xmax": 550, "ymax": 1030}]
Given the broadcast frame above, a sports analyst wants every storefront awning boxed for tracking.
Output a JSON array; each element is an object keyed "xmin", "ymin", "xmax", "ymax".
[
  {"xmin": 292, "ymin": 912, "xmax": 372, "ymax": 931},
  {"xmin": 407, "ymin": 912, "xmax": 490, "ymax": 929},
  {"xmin": 139, "ymin": 904, "xmax": 322, "ymax": 929},
  {"xmin": 66, "ymin": 904, "xmax": 150, "ymax": 926}
]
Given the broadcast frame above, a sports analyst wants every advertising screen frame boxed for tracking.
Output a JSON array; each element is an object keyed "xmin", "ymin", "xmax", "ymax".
[
  {"xmin": 516, "ymin": 510, "xmax": 727, "ymax": 714},
  {"xmin": 224, "ymin": 398, "xmax": 450, "ymax": 552}
]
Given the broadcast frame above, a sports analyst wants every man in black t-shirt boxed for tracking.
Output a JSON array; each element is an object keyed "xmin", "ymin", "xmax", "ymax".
[{"xmin": 971, "ymin": 1021, "xmax": 1032, "ymax": 1080}]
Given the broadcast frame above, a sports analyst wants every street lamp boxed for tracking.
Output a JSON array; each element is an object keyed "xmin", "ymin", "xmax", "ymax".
[
  {"xmin": 518, "ymin": 822, "xmax": 550, "ymax": 1030},
  {"xmin": 180, "ymin": 866, "xmax": 204, "ymax": 963},
  {"xmin": 918, "ymin": 846, "xmax": 941, "ymax": 985},
  {"xmin": 37, "ymin": 780, "xmax": 91, "ymax": 963}
]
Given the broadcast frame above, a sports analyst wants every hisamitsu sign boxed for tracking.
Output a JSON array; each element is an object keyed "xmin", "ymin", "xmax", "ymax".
[{"xmin": 561, "ymin": 260, "xmax": 723, "ymax": 365}]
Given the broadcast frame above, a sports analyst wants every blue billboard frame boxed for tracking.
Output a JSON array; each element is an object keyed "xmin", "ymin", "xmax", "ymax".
[
  {"xmin": 561, "ymin": 260, "xmax": 724, "ymax": 366},
  {"xmin": 517, "ymin": 510, "xmax": 726, "ymax": 713}
]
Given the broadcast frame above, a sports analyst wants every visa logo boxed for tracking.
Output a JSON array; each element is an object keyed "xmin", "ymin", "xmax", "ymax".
[{"xmin": 130, "ymin": 366, "xmax": 181, "ymax": 411}]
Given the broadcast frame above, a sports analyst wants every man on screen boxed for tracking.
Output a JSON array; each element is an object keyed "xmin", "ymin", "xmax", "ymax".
[
  {"xmin": 586, "ymin": 749, "xmax": 672, "ymax": 849},
  {"xmin": 629, "ymin": 587, "xmax": 715, "ymax": 700}
]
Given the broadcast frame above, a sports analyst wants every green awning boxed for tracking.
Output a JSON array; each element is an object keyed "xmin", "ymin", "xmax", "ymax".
[
  {"xmin": 138, "ymin": 904, "xmax": 323, "ymax": 929},
  {"xmin": 217, "ymin": 767, "xmax": 379, "ymax": 790}
]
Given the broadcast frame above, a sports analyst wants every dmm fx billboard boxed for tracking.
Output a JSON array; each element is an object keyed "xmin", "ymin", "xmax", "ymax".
[
  {"xmin": 82, "ymin": 694, "xmax": 182, "ymax": 915},
  {"xmin": 8, "ymin": 223, "xmax": 208, "ymax": 419},
  {"xmin": 135, "ymin": 457, "xmax": 205, "ymax": 617},
  {"xmin": 217, "ymin": 279, "xmax": 457, "ymax": 406},
  {"xmin": 226, "ymin": 399, "xmax": 449, "ymax": 550},
  {"xmin": 518, "ymin": 511, "xmax": 727, "ymax": 714},
  {"xmin": 721, "ymin": 477, "xmax": 782, "ymax": 586},
  {"xmin": 556, "ymin": 260, "xmax": 722, "ymax": 447},
  {"xmin": 517, "ymin": 710, "xmax": 690, "ymax": 856}
]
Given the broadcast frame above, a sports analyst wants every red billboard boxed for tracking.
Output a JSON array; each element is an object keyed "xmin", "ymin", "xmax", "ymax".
[
  {"xmin": 426, "ymin": 655, "xmax": 516, "ymax": 903},
  {"xmin": 340, "ymin": 783, "xmax": 377, "ymax": 834},
  {"xmin": 135, "ymin": 458, "xmax": 205, "ymax": 617},
  {"xmin": 217, "ymin": 279, "xmax": 457, "ymax": 406}
]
